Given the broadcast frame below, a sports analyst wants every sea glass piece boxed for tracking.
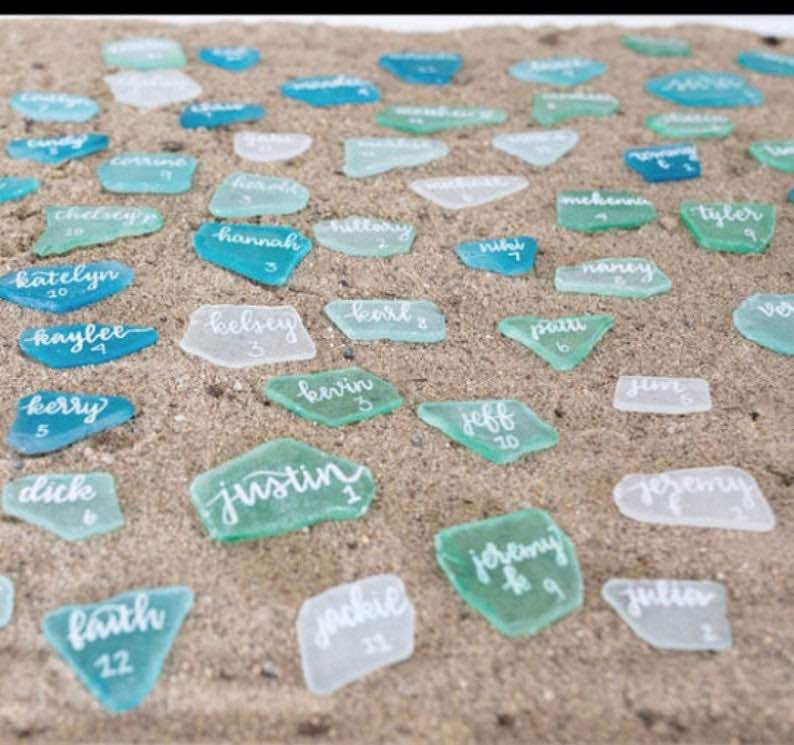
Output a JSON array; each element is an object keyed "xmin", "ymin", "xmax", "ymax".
[
  {"xmin": 492, "ymin": 129, "xmax": 578, "ymax": 168},
  {"xmin": 33, "ymin": 206, "xmax": 163, "ymax": 258},
  {"xmin": 190, "ymin": 438, "xmax": 375, "ymax": 542},
  {"xmin": 10, "ymin": 91, "xmax": 98, "ymax": 122},
  {"xmin": 324, "ymin": 299, "xmax": 445, "ymax": 343},
  {"xmin": 298, "ymin": 574, "xmax": 415, "ymax": 695},
  {"xmin": 104, "ymin": 70, "xmax": 202, "ymax": 111},
  {"xmin": 613, "ymin": 466, "xmax": 775, "ymax": 531},
  {"xmin": 281, "ymin": 75, "xmax": 381, "ymax": 107},
  {"xmin": 264, "ymin": 367, "xmax": 403, "ymax": 427},
  {"xmin": 624, "ymin": 143, "xmax": 700, "ymax": 182},
  {"xmin": 2, "ymin": 472, "xmax": 124, "ymax": 541},
  {"xmin": 102, "ymin": 37, "xmax": 186, "ymax": 70},
  {"xmin": 510, "ymin": 57, "xmax": 606, "ymax": 86},
  {"xmin": 557, "ymin": 190, "xmax": 656, "ymax": 232},
  {"xmin": 42, "ymin": 586, "xmax": 193, "ymax": 713},
  {"xmin": 613, "ymin": 376, "xmax": 711, "ymax": 414},
  {"xmin": 418, "ymin": 400, "xmax": 558, "ymax": 464},
  {"xmin": 410, "ymin": 175, "xmax": 528, "ymax": 210},
  {"xmin": 749, "ymin": 140, "xmax": 794, "ymax": 173},
  {"xmin": 233, "ymin": 132, "xmax": 312, "ymax": 163},
  {"xmin": 97, "ymin": 152, "xmax": 197, "ymax": 194},
  {"xmin": 314, "ymin": 216, "xmax": 415, "ymax": 257},
  {"xmin": 645, "ymin": 70, "xmax": 763, "ymax": 107},
  {"xmin": 376, "ymin": 105, "xmax": 507, "ymax": 135},
  {"xmin": 455, "ymin": 235, "xmax": 537, "ymax": 276},
  {"xmin": 554, "ymin": 257, "xmax": 671, "ymax": 299},
  {"xmin": 6, "ymin": 133, "xmax": 108, "ymax": 166},
  {"xmin": 680, "ymin": 202, "xmax": 775, "ymax": 254},
  {"xmin": 0, "ymin": 261, "xmax": 133, "ymax": 314},
  {"xmin": 733, "ymin": 293, "xmax": 794, "ymax": 356},
  {"xmin": 499, "ymin": 314, "xmax": 613, "ymax": 371},
  {"xmin": 179, "ymin": 101, "xmax": 264, "ymax": 129},
  {"xmin": 435, "ymin": 508, "xmax": 582, "ymax": 637},
  {"xmin": 532, "ymin": 91, "xmax": 618, "ymax": 126},
  {"xmin": 209, "ymin": 172, "xmax": 308, "ymax": 218},
  {"xmin": 378, "ymin": 52, "xmax": 462, "ymax": 85},
  {"xmin": 602, "ymin": 578, "xmax": 731, "ymax": 651},
  {"xmin": 0, "ymin": 576, "xmax": 13, "ymax": 628},
  {"xmin": 343, "ymin": 137, "xmax": 448, "ymax": 178},
  {"xmin": 193, "ymin": 223, "xmax": 312, "ymax": 286},
  {"xmin": 180, "ymin": 304, "xmax": 315, "ymax": 368},
  {"xmin": 645, "ymin": 112, "xmax": 735, "ymax": 140},
  {"xmin": 198, "ymin": 46, "xmax": 260, "ymax": 72},
  {"xmin": 0, "ymin": 176, "xmax": 39, "ymax": 203},
  {"xmin": 621, "ymin": 35, "xmax": 691, "ymax": 57},
  {"xmin": 6, "ymin": 390, "xmax": 135, "ymax": 455},
  {"xmin": 737, "ymin": 49, "xmax": 794, "ymax": 77},
  {"xmin": 19, "ymin": 322, "xmax": 158, "ymax": 369}
]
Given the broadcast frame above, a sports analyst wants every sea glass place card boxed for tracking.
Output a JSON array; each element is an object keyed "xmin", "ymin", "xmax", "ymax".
[
  {"xmin": 0, "ymin": 261, "xmax": 133, "ymax": 314},
  {"xmin": 455, "ymin": 235, "xmax": 537, "ymax": 276},
  {"xmin": 281, "ymin": 75, "xmax": 381, "ymax": 107},
  {"xmin": 410, "ymin": 176, "xmax": 528, "ymax": 210},
  {"xmin": 435, "ymin": 508, "xmax": 582, "ymax": 637},
  {"xmin": 314, "ymin": 216, "xmax": 416, "ymax": 257},
  {"xmin": 0, "ymin": 576, "xmax": 13, "ymax": 628},
  {"xmin": 602, "ymin": 578, "xmax": 731, "ymax": 651},
  {"xmin": 645, "ymin": 70, "xmax": 763, "ymax": 107},
  {"xmin": 733, "ymin": 293, "xmax": 794, "ymax": 356},
  {"xmin": 298, "ymin": 574, "xmax": 415, "ymax": 695},
  {"xmin": 645, "ymin": 112, "xmax": 734, "ymax": 140},
  {"xmin": 621, "ymin": 35, "xmax": 691, "ymax": 57},
  {"xmin": 6, "ymin": 134, "xmax": 108, "ymax": 166},
  {"xmin": 749, "ymin": 140, "xmax": 794, "ymax": 173},
  {"xmin": 378, "ymin": 52, "xmax": 462, "ymax": 85},
  {"xmin": 33, "ymin": 206, "xmax": 163, "ymax": 257},
  {"xmin": 492, "ymin": 130, "xmax": 578, "ymax": 168},
  {"xmin": 233, "ymin": 132, "xmax": 312, "ymax": 163},
  {"xmin": 7, "ymin": 390, "xmax": 135, "ymax": 455},
  {"xmin": 190, "ymin": 438, "xmax": 375, "ymax": 542},
  {"xmin": 624, "ymin": 143, "xmax": 700, "ymax": 182},
  {"xmin": 376, "ymin": 105, "xmax": 507, "ymax": 134},
  {"xmin": 343, "ymin": 137, "xmax": 448, "ymax": 178},
  {"xmin": 98, "ymin": 152, "xmax": 197, "ymax": 194},
  {"xmin": 180, "ymin": 101, "xmax": 264, "ymax": 129},
  {"xmin": 532, "ymin": 92, "xmax": 618, "ymax": 126},
  {"xmin": 103, "ymin": 37, "xmax": 185, "ymax": 70},
  {"xmin": 264, "ymin": 367, "xmax": 403, "ymax": 427},
  {"xmin": 104, "ymin": 70, "xmax": 201, "ymax": 111},
  {"xmin": 193, "ymin": 223, "xmax": 312, "ymax": 286},
  {"xmin": 208, "ymin": 172, "xmax": 308, "ymax": 218},
  {"xmin": 613, "ymin": 466, "xmax": 775, "ymax": 531},
  {"xmin": 557, "ymin": 190, "xmax": 656, "ymax": 232},
  {"xmin": 680, "ymin": 202, "xmax": 775, "ymax": 254},
  {"xmin": 509, "ymin": 57, "xmax": 606, "ymax": 86},
  {"xmin": 42, "ymin": 586, "xmax": 193, "ymax": 712},
  {"xmin": 2, "ymin": 472, "xmax": 124, "ymax": 541},
  {"xmin": 737, "ymin": 49, "xmax": 794, "ymax": 77},
  {"xmin": 198, "ymin": 46, "xmax": 260, "ymax": 72},
  {"xmin": 499, "ymin": 314, "xmax": 614, "ymax": 371},
  {"xmin": 10, "ymin": 91, "xmax": 98, "ymax": 122},
  {"xmin": 613, "ymin": 376, "xmax": 711, "ymax": 414},
  {"xmin": 179, "ymin": 304, "xmax": 315, "ymax": 368},
  {"xmin": 324, "ymin": 300, "xmax": 445, "ymax": 343},
  {"xmin": 0, "ymin": 177, "xmax": 39, "ymax": 204},
  {"xmin": 554, "ymin": 257, "xmax": 671, "ymax": 299}
]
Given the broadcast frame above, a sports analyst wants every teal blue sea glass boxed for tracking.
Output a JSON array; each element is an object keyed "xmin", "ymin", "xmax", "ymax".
[
  {"xmin": 0, "ymin": 177, "xmax": 39, "ymax": 203},
  {"xmin": 624, "ymin": 143, "xmax": 700, "ymax": 182},
  {"xmin": 10, "ymin": 91, "xmax": 98, "ymax": 122},
  {"xmin": 645, "ymin": 70, "xmax": 763, "ymax": 107},
  {"xmin": 6, "ymin": 134, "xmax": 109, "ymax": 165},
  {"xmin": 455, "ymin": 235, "xmax": 537, "ymax": 276},
  {"xmin": 198, "ymin": 46, "xmax": 260, "ymax": 72},
  {"xmin": 378, "ymin": 52, "xmax": 462, "ymax": 85},
  {"xmin": 180, "ymin": 102, "xmax": 264, "ymax": 129},
  {"xmin": 98, "ymin": 152, "xmax": 197, "ymax": 194},
  {"xmin": 737, "ymin": 50, "xmax": 794, "ymax": 77},
  {"xmin": 281, "ymin": 75, "xmax": 381, "ymax": 107}
]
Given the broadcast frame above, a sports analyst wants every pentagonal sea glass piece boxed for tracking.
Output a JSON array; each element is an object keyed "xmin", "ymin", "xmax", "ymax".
[
  {"xmin": 557, "ymin": 190, "xmax": 656, "ymax": 232},
  {"xmin": 613, "ymin": 376, "xmax": 711, "ymax": 414},
  {"xmin": 198, "ymin": 46, "xmax": 260, "ymax": 72},
  {"xmin": 554, "ymin": 257, "xmax": 671, "ymax": 299},
  {"xmin": 324, "ymin": 299, "xmax": 445, "ymax": 343},
  {"xmin": 0, "ymin": 576, "xmax": 13, "ymax": 627},
  {"xmin": 410, "ymin": 176, "xmax": 528, "ymax": 210},
  {"xmin": 2, "ymin": 472, "xmax": 124, "ymax": 540},
  {"xmin": 264, "ymin": 366, "xmax": 403, "ymax": 427},
  {"xmin": 602, "ymin": 578, "xmax": 731, "ymax": 651},
  {"xmin": 737, "ymin": 49, "xmax": 794, "ymax": 77},
  {"xmin": 281, "ymin": 75, "xmax": 380, "ymax": 107},
  {"xmin": 104, "ymin": 70, "xmax": 201, "ymax": 111},
  {"xmin": 435, "ymin": 508, "xmax": 582, "ymax": 637},
  {"xmin": 624, "ymin": 143, "xmax": 700, "ymax": 183},
  {"xmin": 233, "ymin": 132, "xmax": 312, "ymax": 163},
  {"xmin": 0, "ymin": 176, "xmax": 39, "ymax": 203},
  {"xmin": 749, "ymin": 140, "xmax": 794, "ymax": 173},
  {"xmin": 532, "ymin": 91, "xmax": 618, "ymax": 126},
  {"xmin": 455, "ymin": 235, "xmax": 537, "ymax": 276},
  {"xmin": 102, "ymin": 37, "xmax": 186, "ymax": 70},
  {"xmin": 97, "ymin": 152, "xmax": 197, "ymax": 194},
  {"xmin": 498, "ymin": 314, "xmax": 613, "ymax": 371},
  {"xmin": 190, "ymin": 438, "xmax": 375, "ymax": 542},
  {"xmin": 645, "ymin": 112, "xmax": 734, "ymax": 139},
  {"xmin": 180, "ymin": 101, "xmax": 264, "ymax": 129},
  {"xmin": 10, "ymin": 91, "xmax": 98, "ymax": 122},
  {"xmin": 378, "ymin": 52, "xmax": 462, "ymax": 85},
  {"xmin": 42, "ymin": 586, "xmax": 193, "ymax": 713},
  {"xmin": 6, "ymin": 134, "xmax": 108, "ymax": 166},
  {"xmin": 510, "ymin": 57, "xmax": 606, "ymax": 86},
  {"xmin": 621, "ymin": 35, "xmax": 691, "ymax": 57},
  {"xmin": 209, "ymin": 172, "xmax": 308, "ymax": 218},
  {"xmin": 680, "ymin": 202, "xmax": 775, "ymax": 254},
  {"xmin": 492, "ymin": 129, "xmax": 578, "ymax": 168},
  {"xmin": 733, "ymin": 293, "xmax": 794, "ymax": 356},
  {"xmin": 376, "ymin": 105, "xmax": 507, "ymax": 135},
  {"xmin": 343, "ymin": 137, "xmax": 448, "ymax": 178},
  {"xmin": 298, "ymin": 574, "xmax": 415, "ymax": 695},
  {"xmin": 645, "ymin": 70, "xmax": 762, "ymax": 107},
  {"xmin": 179, "ymin": 304, "xmax": 316, "ymax": 368},
  {"xmin": 314, "ymin": 216, "xmax": 415, "ymax": 257}
]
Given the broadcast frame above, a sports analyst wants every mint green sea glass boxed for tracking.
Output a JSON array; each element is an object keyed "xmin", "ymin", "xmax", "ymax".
[
  {"xmin": 343, "ymin": 137, "xmax": 448, "ymax": 178},
  {"xmin": 499, "ymin": 314, "xmax": 614, "ymax": 371},
  {"xmin": 621, "ymin": 35, "xmax": 691, "ymax": 57},
  {"xmin": 680, "ymin": 202, "xmax": 775, "ymax": 254},
  {"xmin": 97, "ymin": 152, "xmax": 197, "ymax": 194},
  {"xmin": 33, "ymin": 206, "xmax": 163, "ymax": 257},
  {"xmin": 532, "ymin": 91, "xmax": 618, "ymax": 126},
  {"xmin": 733, "ymin": 293, "xmax": 794, "ymax": 356},
  {"xmin": 376, "ymin": 105, "xmax": 507, "ymax": 135},
  {"xmin": 314, "ymin": 216, "xmax": 416, "ymax": 257},
  {"xmin": 209, "ymin": 172, "xmax": 309, "ymax": 218},
  {"xmin": 749, "ymin": 140, "xmax": 794, "ymax": 173},
  {"xmin": 102, "ymin": 37, "xmax": 186, "ymax": 70},
  {"xmin": 557, "ymin": 190, "xmax": 656, "ymax": 232},
  {"xmin": 190, "ymin": 438, "xmax": 376, "ymax": 542},
  {"xmin": 264, "ymin": 367, "xmax": 403, "ymax": 427},
  {"xmin": 435, "ymin": 508, "xmax": 583, "ymax": 637},
  {"xmin": 555, "ymin": 257, "xmax": 671, "ymax": 299},
  {"xmin": 645, "ymin": 112, "xmax": 735, "ymax": 139},
  {"xmin": 417, "ymin": 400, "xmax": 558, "ymax": 464},
  {"xmin": 2, "ymin": 472, "xmax": 123, "ymax": 541},
  {"xmin": 0, "ymin": 576, "xmax": 13, "ymax": 628}
]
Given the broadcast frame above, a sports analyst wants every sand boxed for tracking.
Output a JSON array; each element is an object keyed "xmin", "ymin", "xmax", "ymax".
[{"xmin": 0, "ymin": 18, "xmax": 793, "ymax": 745}]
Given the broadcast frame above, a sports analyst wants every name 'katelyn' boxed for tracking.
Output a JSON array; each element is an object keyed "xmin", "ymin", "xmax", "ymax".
[
  {"xmin": 619, "ymin": 580, "xmax": 716, "ymax": 619},
  {"xmin": 12, "ymin": 264, "xmax": 120, "ymax": 291}
]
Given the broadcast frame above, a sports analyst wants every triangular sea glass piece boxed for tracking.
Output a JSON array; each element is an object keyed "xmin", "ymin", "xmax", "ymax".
[
  {"xmin": 410, "ymin": 175, "xmax": 528, "ymax": 210},
  {"xmin": 378, "ymin": 52, "xmax": 462, "ymax": 85},
  {"xmin": 492, "ymin": 129, "xmax": 578, "ymax": 167},
  {"xmin": 455, "ymin": 235, "xmax": 537, "ymax": 276}
]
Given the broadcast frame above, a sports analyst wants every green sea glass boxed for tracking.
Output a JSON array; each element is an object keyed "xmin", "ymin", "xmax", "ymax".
[
  {"xmin": 749, "ymin": 140, "xmax": 794, "ymax": 173},
  {"xmin": 680, "ymin": 202, "xmax": 775, "ymax": 254},
  {"xmin": 733, "ymin": 293, "xmax": 794, "ymax": 356},
  {"xmin": 554, "ymin": 257, "xmax": 671, "ymax": 299},
  {"xmin": 498, "ymin": 314, "xmax": 614, "ymax": 371},
  {"xmin": 190, "ymin": 438, "xmax": 376, "ymax": 542},
  {"xmin": 557, "ymin": 190, "xmax": 656, "ymax": 232},
  {"xmin": 417, "ymin": 400, "xmax": 558, "ymax": 464},
  {"xmin": 435, "ymin": 508, "xmax": 583, "ymax": 637},
  {"xmin": 532, "ymin": 91, "xmax": 618, "ymax": 126},
  {"xmin": 375, "ymin": 105, "xmax": 507, "ymax": 135},
  {"xmin": 264, "ymin": 367, "xmax": 403, "ymax": 427},
  {"xmin": 645, "ymin": 112, "xmax": 735, "ymax": 139},
  {"xmin": 621, "ymin": 35, "xmax": 691, "ymax": 57},
  {"xmin": 313, "ymin": 216, "xmax": 416, "ymax": 257}
]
